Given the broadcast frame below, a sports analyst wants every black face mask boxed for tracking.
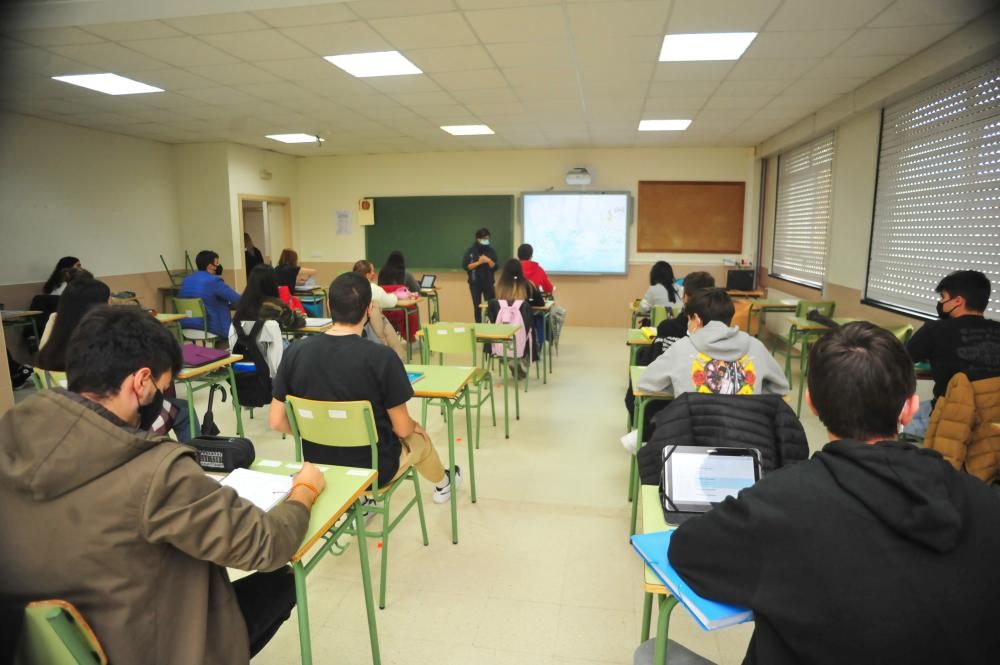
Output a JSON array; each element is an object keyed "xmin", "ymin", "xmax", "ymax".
[
  {"xmin": 138, "ymin": 388, "xmax": 165, "ymax": 431},
  {"xmin": 215, "ymin": 264, "xmax": 224, "ymax": 276},
  {"xmin": 936, "ymin": 299, "xmax": 955, "ymax": 320}
]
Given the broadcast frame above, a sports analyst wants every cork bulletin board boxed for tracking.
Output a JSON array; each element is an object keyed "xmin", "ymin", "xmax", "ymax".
[{"xmin": 637, "ymin": 180, "xmax": 745, "ymax": 253}]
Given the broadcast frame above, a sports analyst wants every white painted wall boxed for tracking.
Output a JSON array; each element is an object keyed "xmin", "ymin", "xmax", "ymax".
[
  {"xmin": 172, "ymin": 143, "xmax": 231, "ymax": 271},
  {"xmin": 294, "ymin": 146, "xmax": 758, "ymax": 266},
  {"xmin": 226, "ymin": 143, "xmax": 298, "ymax": 270},
  {"xmin": 0, "ymin": 112, "xmax": 181, "ymax": 285}
]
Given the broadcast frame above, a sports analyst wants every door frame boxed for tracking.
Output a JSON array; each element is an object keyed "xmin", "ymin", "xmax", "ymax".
[{"xmin": 238, "ymin": 194, "xmax": 292, "ymax": 288}]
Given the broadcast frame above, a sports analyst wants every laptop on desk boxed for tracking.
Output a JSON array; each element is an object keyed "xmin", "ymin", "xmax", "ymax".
[
  {"xmin": 419, "ymin": 274, "xmax": 437, "ymax": 290},
  {"xmin": 659, "ymin": 445, "xmax": 762, "ymax": 524}
]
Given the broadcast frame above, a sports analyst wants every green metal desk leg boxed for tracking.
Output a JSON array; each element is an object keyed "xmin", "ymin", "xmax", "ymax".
[
  {"xmin": 354, "ymin": 503, "xmax": 382, "ymax": 665},
  {"xmin": 796, "ymin": 338, "xmax": 811, "ymax": 417},
  {"xmin": 225, "ymin": 365, "xmax": 244, "ymax": 437},
  {"xmin": 292, "ymin": 561, "xmax": 312, "ymax": 665},
  {"xmin": 629, "ymin": 397, "xmax": 649, "ymax": 536},
  {"xmin": 641, "ymin": 592, "xmax": 654, "ymax": 641},
  {"xmin": 510, "ymin": 339, "xmax": 521, "ymax": 419},
  {"xmin": 652, "ymin": 596, "xmax": 680, "ymax": 665},
  {"xmin": 464, "ymin": 387, "xmax": 477, "ymax": 503},
  {"xmin": 446, "ymin": 400, "xmax": 458, "ymax": 544},
  {"xmin": 499, "ymin": 345, "xmax": 510, "ymax": 439},
  {"xmin": 182, "ymin": 380, "xmax": 198, "ymax": 440}
]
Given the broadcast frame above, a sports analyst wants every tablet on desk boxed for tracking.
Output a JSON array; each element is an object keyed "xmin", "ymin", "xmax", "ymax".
[
  {"xmin": 420, "ymin": 274, "xmax": 436, "ymax": 289},
  {"xmin": 660, "ymin": 445, "xmax": 761, "ymax": 518}
]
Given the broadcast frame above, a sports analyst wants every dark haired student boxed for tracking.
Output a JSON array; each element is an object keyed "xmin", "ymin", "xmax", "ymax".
[
  {"xmin": 178, "ymin": 249, "xmax": 241, "ymax": 340},
  {"xmin": 0, "ymin": 306, "xmax": 327, "ymax": 665},
  {"xmin": 269, "ymin": 272, "xmax": 462, "ymax": 504},
  {"xmin": 904, "ymin": 270, "xmax": 1000, "ymax": 436},
  {"xmin": 463, "ymin": 227, "xmax": 498, "ymax": 323},
  {"xmin": 666, "ymin": 322, "xmax": 1000, "ymax": 665}
]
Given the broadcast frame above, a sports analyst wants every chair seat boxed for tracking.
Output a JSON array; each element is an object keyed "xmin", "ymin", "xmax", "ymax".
[
  {"xmin": 470, "ymin": 367, "xmax": 491, "ymax": 384},
  {"xmin": 362, "ymin": 464, "xmax": 414, "ymax": 497},
  {"xmin": 182, "ymin": 329, "xmax": 217, "ymax": 340},
  {"xmin": 633, "ymin": 638, "xmax": 717, "ymax": 665}
]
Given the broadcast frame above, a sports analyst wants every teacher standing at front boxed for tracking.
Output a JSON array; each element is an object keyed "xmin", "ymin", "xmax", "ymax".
[{"xmin": 463, "ymin": 227, "xmax": 498, "ymax": 322}]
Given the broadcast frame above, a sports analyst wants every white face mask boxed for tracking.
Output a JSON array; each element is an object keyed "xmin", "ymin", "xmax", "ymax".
[{"xmin": 479, "ymin": 238, "xmax": 490, "ymax": 246}]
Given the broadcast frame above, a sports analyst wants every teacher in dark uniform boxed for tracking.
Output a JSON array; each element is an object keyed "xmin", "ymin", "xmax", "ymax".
[{"xmin": 463, "ymin": 227, "xmax": 498, "ymax": 323}]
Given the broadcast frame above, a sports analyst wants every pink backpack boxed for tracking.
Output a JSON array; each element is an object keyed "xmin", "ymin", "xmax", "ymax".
[{"xmin": 492, "ymin": 299, "xmax": 531, "ymax": 359}]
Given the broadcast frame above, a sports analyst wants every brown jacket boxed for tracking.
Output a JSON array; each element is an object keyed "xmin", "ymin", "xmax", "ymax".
[
  {"xmin": 925, "ymin": 373, "xmax": 1000, "ymax": 483},
  {"xmin": 0, "ymin": 390, "xmax": 309, "ymax": 665}
]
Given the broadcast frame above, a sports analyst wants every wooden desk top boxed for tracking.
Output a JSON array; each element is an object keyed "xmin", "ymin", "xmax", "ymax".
[
  {"xmin": 473, "ymin": 323, "xmax": 521, "ymax": 340},
  {"xmin": 176, "ymin": 353, "xmax": 242, "ymax": 380},
  {"xmin": 405, "ymin": 364, "xmax": 476, "ymax": 399},
  {"xmin": 627, "ymin": 328, "xmax": 654, "ymax": 346},
  {"xmin": 727, "ymin": 289, "xmax": 766, "ymax": 298},
  {"xmin": 641, "ymin": 485, "xmax": 675, "ymax": 594},
  {"xmin": 298, "ymin": 323, "xmax": 333, "ymax": 334},
  {"xmin": 155, "ymin": 313, "xmax": 186, "ymax": 324},
  {"xmin": 748, "ymin": 299, "xmax": 798, "ymax": 311},
  {"xmin": 388, "ymin": 298, "xmax": 420, "ymax": 308},
  {"xmin": 1, "ymin": 310, "xmax": 41, "ymax": 321},
  {"xmin": 786, "ymin": 316, "xmax": 857, "ymax": 332},
  {"xmin": 630, "ymin": 366, "xmax": 673, "ymax": 399},
  {"xmin": 251, "ymin": 460, "xmax": 375, "ymax": 562}
]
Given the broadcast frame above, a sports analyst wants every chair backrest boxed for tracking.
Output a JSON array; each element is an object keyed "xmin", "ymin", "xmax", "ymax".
[
  {"xmin": 650, "ymin": 305, "xmax": 670, "ymax": 327},
  {"xmin": 17, "ymin": 600, "xmax": 107, "ymax": 665},
  {"xmin": 795, "ymin": 300, "xmax": 836, "ymax": 318},
  {"xmin": 172, "ymin": 297, "xmax": 210, "ymax": 340},
  {"xmin": 421, "ymin": 323, "xmax": 477, "ymax": 364},
  {"xmin": 882, "ymin": 323, "xmax": 914, "ymax": 345},
  {"xmin": 32, "ymin": 368, "xmax": 68, "ymax": 390},
  {"xmin": 284, "ymin": 397, "xmax": 380, "ymax": 486},
  {"xmin": 731, "ymin": 300, "xmax": 753, "ymax": 332}
]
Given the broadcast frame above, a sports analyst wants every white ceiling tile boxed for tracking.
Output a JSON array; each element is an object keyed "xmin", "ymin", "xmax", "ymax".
[
  {"xmin": 255, "ymin": 57, "xmax": 344, "ymax": 81},
  {"xmin": 177, "ymin": 86, "xmax": 260, "ymax": 105},
  {"xmin": 187, "ymin": 62, "xmax": 282, "ymax": 85},
  {"xmin": 653, "ymin": 62, "xmax": 734, "ymax": 81},
  {"xmin": 451, "ymin": 87, "xmax": 520, "ymax": 104},
  {"xmin": 766, "ymin": 0, "xmax": 895, "ymax": 30},
  {"xmin": 412, "ymin": 104, "xmax": 480, "ymax": 122},
  {"xmin": 587, "ymin": 97, "xmax": 643, "ymax": 113},
  {"xmin": 502, "ymin": 65, "xmax": 576, "ymax": 87},
  {"xmin": 432, "ymin": 69, "xmax": 509, "ymax": 90},
  {"xmin": 390, "ymin": 91, "xmax": 457, "ymax": 106},
  {"xmin": 82, "ymin": 21, "xmax": 184, "ymax": 41},
  {"xmin": 514, "ymin": 84, "xmax": 581, "ymax": 101},
  {"xmin": 465, "ymin": 101, "xmax": 527, "ymax": 116},
  {"xmin": 297, "ymin": 74, "xmax": 380, "ymax": 98},
  {"xmin": 252, "ymin": 4, "xmax": 357, "ymax": 28},
  {"xmin": 121, "ymin": 37, "xmax": 240, "ymax": 67},
  {"xmin": 466, "ymin": 5, "xmax": 569, "ymax": 43},
  {"xmin": 694, "ymin": 108, "xmax": 756, "ymax": 123},
  {"xmin": 704, "ymin": 94, "xmax": 774, "ymax": 111},
  {"xmin": 348, "ymin": 0, "xmax": 457, "ymax": 19},
  {"xmin": 727, "ymin": 58, "xmax": 820, "ymax": 80},
  {"xmin": 127, "ymin": 106, "xmax": 198, "ymax": 123},
  {"xmin": 6, "ymin": 48, "xmax": 100, "ymax": 77},
  {"xmin": 369, "ymin": 13, "xmax": 480, "ymax": 49},
  {"xmin": 364, "ymin": 75, "xmax": 444, "ymax": 93},
  {"xmin": 667, "ymin": 0, "xmax": 782, "ymax": 32},
  {"xmin": 567, "ymin": 1, "xmax": 671, "ymax": 36},
  {"xmin": 279, "ymin": 22, "xmax": 391, "ymax": 56},
  {"xmin": 648, "ymin": 80, "xmax": 721, "ymax": 97},
  {"xmin": 486, "ymin": 42, "xmax": 574, "ymax": 68},
  {"xmin": 642, "ymin": 97, "xmax": 705, "ymax": 114},
  {"xmin": 750, "ymin": 107, "xmax": 814, "ymax": 121},
  {"xmin": 759, "ymin": 94, "xmax": 839, "ymax": 111},
  {"xmin": 714, "ymin": 79, "xmax": 790, "ymax": 96},
  {"xmin": 406, "ymin": 45, "xmax": 496, "ymax": 72},
  {"xmin": 49, "ymin": 42, "xmax": 170, "ymax": 72},
  {"xmin": 869, "ymin": 0, "xmax": 998, "ymax": 27},
  {"xmin": 236, "ymin": 81, "xmax": 318, "ymax": 101},
  {"xmin": 163, "ymin": 13, "xmax": 269, "ymax": 35},
  {"xmin": 200, "ymin": 30, "xmax": 314, "ymax": 61},
  {"xmin": 780, "ymin": 77, "xmax": 866, "ymax": 95},
  {"xmin": 137, "ymin": 68, "xmax": 219, "ymax": 90},
  {"xmin": 358, "ymin": 104, "xmax": 421, "ymax": 121},
  {"xmin": 830, "ymin": 25, "xmax": 956, "ymax": 57},
  {"xmin": 581, "ymin": 79, "xmax": 650, "ymax": 97},
  {"xmin": 574, "ymin": 36, "xmax": 662, "ymax": 67},
  {"xmin": 806, "ymin": 55, "xmax": 907, "ymax": 79},
  {"xmin": 743, "ymin": 30, "xmax": 853, "ymax": 59},
  {"xmin": 8, "ymin": 27, "xmax": 105, "ymax": 47},
  {"xmin": 580, "ymin": 62, "xmax": 654, "ymax": 84}
]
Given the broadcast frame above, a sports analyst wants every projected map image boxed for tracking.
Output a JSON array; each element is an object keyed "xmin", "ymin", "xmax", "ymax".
[{"xmin": 523, "ymin": 193, "xmax": 629, "ymax": 274}]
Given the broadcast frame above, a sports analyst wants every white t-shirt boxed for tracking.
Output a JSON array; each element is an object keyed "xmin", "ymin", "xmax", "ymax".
[
  {"xmin": 639, "ymin": 283, "xmax": 683, "ymax": 314},
  {"xmin": 370, "ymin": 282, "xmax": 398, "ymax": 309}
]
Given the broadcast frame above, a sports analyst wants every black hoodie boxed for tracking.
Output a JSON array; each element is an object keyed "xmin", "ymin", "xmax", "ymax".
[{"xmin": 668, "ymin": 439, "xmax": 1000, "ymax": 665}]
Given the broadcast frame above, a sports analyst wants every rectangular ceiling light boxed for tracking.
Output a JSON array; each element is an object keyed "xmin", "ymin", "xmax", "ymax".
[
  {"xmin": 51, "ymin": 73, "xmax": 163, "ymax": 95},
  {"xmin": 266, "ymin": 133, "xmax": 323, "ymax": 144},
  {"xmin": 659, "ymin": 33, "xmax": 757, "ymax": 61},
  {"xmin": 639, "ymin": 119, "xmax": 692, "ymax": 131},
  {"xmin": 324, "ymin": 51, "xmax": 422, "ymax": 77},
  {"xmin": 441, "ymin": 125, "xmax": 495, "ymax": 136}
]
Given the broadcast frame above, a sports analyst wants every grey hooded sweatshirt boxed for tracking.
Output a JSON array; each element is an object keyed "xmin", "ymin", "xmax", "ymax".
[{"xmin": 637, "ymin": 320, "xmax": 789, "ymax": 396}]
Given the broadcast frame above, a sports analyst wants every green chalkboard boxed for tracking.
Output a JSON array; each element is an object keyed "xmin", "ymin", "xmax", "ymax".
[{"xmin": 365, "ymin": 195, "xmax": 514, "ymax": 271}]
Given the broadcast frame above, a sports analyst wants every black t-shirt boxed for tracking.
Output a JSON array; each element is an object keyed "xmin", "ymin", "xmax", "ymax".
[
  {"xmin": 272, "ymin": 334, "xmax": 413, "ymax": 481},
  {"xmin": 906, "ymin": 315, "xmax": 1000, "ymax": 399},
  {"xmin": 463, "ymin": 243, "xmax": 498, "ymax": 286},
  {"xmin": 274, "ymin": 264, "xmax": 300, "ymax": 291}
]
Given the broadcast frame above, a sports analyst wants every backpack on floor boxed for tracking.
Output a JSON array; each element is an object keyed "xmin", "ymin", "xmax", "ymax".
[{"xmin": 491, "ymin": 299, "xmax": 531, "ymax": 359}]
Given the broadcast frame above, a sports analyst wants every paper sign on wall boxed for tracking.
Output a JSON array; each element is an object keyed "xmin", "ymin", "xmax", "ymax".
[
  {"xmin": 358, "ymin": 198, "xmax": 375, "ymax": 226},
  {"xmin": 336, "ymin": 209, "xmax": 352, "ymax": 236}
]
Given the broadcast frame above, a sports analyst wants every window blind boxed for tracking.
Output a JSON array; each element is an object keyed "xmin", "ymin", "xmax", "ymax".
[
  {"xmin": 865, "ymin": 58, "xmax": 1000, "ymax": 320},
  {"xmin": 771, "ymin": 133, "xmax": 835, "ymax": 288}
]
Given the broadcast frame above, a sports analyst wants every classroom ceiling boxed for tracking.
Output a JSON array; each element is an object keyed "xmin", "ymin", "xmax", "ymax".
[{"xmin": 1, "ymin": 0, "xmax": 996, "ymax": 156}]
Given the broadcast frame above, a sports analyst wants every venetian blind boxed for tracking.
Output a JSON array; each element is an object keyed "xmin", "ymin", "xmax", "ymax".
[
  {"xmin": 771, "ymin": 133, "xmax": 835, "ymax": 288},
  {"xmin": 865, "ymin": 58, "xmax": 1000, "ymax": 319}
]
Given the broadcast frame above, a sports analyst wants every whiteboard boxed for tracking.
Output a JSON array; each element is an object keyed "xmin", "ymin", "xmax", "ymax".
[{"xmin": 521, "ymin": 192, "xmax": 630, "ymax": 275}]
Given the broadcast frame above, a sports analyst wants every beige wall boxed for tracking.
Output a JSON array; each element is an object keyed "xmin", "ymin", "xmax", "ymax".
[
  {"xmin": 0, "ymin": 112, "xmax": 181, "ymax": 286},
  {"xmin": 171, "ymin": 143, "xmax": 231, "ymax": 273}
]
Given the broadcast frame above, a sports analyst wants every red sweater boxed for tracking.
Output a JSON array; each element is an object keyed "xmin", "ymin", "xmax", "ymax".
[{"xmin": 520, "ymin": 260, "xmax": 553, "ymax": 293}]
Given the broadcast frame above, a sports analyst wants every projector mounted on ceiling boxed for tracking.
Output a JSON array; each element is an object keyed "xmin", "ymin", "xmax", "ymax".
[{"xmin": 565, "ymin": 167, "xmax": 591, "ymax": 186}]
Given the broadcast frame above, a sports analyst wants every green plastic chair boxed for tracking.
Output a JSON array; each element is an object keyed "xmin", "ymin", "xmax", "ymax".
[
  {"xmin": 882, "ymin": 323, "xmax": 914, "ymax": 345},
  {"xmin": 32, "ymin": 368, "xmax": 68, "ymax": 390},
  {"xmin": 17, "ymin": 600, "xmax": 107, "ymax": 665},
  {"xmin": 650, "ymin": 305, "xmax": 672, "ymax": 327},
  {"xmin": 159, "ymin": 252, "xmax": 194, "ymax": 289},
  {"xmin": 774, "ymin": 301, "xmax": 837, "ymax": 382},
  {"xmin": 420, "ymin": 323, "xmax": 496, "ymax": 449},
  {"xmin": 284, "ymin": 397, "xmax": 428, "ymax": 610},
  {"xmin": 171, "ymin": 297, "xmax": 217, "ymax": 346}
]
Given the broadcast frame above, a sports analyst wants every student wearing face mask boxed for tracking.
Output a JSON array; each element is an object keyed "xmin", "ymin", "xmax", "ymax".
[
  {"xmin": 463, "ymin": 227, "xmax": 498, "ymax": 323},
  {"xmin": 178, "ymin": 249, "xmax": 242, "ymax": 341},
  {"xmin": 0, "ymin": 306, "xmax": 326, "ymax": 665},
  {"xmin": 903, "ymin": 270, "xmax": 1000, "ymax": 437}
]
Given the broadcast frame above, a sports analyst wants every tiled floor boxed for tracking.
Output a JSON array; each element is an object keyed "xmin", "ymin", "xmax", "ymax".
[{"xmin": 10, "ymin": 325, "xmax": 865, "ymax": 664}]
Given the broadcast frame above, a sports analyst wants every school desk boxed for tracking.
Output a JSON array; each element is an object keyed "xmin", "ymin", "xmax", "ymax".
[
  {"xmin": 176, "ymin": 353, "xmax": 244, "ymax": 439},
  {"xmin": 532, "ymin": 301, "xmax": 555, "ymax": 382},
  {"xmin": 294, "ymin": 286, "xmax": 328, "ymax": 318},
  {"xmin": 419, "ymin": 287, "xmax": 440, "ymax": 324},
  {"xmin": 628, "ymin": 366, "xmax": 673, "ymax": 536},
  {"xmin": 405, "ymin": 363, "xmax": 477, "ymax": 544},
  {"xmin": 249, "ymin": 460, "xmax": 381, "ymax": 665},
  {"xmin": 384, "ymin": 298, "xmax": 421, "ymax": 361},
  {"xmin": 639, "ymin": 485, "xmax": 682, "ymax": 665},
  {"xmin": 1, "ymin": 309, "xmax": 42, "ymax": 346},
  {"xmin": 155, "ymin": 312, "xmax": 185, "ymax": 343},
  {"xmin": 627, "ymin": 328, "xmax": 654, "ymax": 367}
]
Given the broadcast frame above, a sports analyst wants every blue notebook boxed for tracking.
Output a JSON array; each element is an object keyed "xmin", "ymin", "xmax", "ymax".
[
  {"xmin": 407, "ymin": 371, "xmax": 424, "ymax": 383},
  {"xmin": 631, "ymin": 530, "xmax": 752, "ymax": 631}
]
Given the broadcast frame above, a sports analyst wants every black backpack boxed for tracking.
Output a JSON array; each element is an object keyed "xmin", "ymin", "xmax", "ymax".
[{"xmin": 231, "ymin": 319, "xmax": 274, "ymax": 408}]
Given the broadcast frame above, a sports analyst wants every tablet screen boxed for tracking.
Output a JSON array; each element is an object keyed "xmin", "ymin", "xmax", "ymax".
[
  {"xmin": 420, "ymin": 274, "xmax": 436, "ymax": 289},
  {"xmin": 664, "ymin": 446, "xmax": 760, "ymax": 512}
]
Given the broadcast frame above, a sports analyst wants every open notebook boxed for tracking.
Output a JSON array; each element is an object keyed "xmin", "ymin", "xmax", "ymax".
[
  {"xmin": 305, "ymin": 317, "xmax": 332, "ymax": 327},
  {"xmin": 219, "ymin": 468, "xmax": 292, "ymax": 512}
]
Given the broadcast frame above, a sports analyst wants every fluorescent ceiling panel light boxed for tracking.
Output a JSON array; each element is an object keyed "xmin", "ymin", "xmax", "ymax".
[
  {"xmin": 638, "ymin": 119, "xmax": 691, "ymax": 131},
  {"xmin": 51, "ymin": 73, "xmax": 163, "ymax": 95},
  {"xmin": 659, "ymin": 33, "xmax": 757, "ymax": 61},
  {"xmin": 324, "ymin": 51, "xmax": 422, "ymax": 77},
  {"xmin": 266, "ymin": 133, "xmax": 324, "ymax": 144},
  {"xmin": 440, "ymin": 125, "xmax": 495, "ymax": 136}
]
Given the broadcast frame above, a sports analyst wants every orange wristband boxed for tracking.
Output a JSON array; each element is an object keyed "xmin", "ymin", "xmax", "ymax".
[{"xmin": 292, "ymin": 481, "xmax": 319, "ymax": 498}]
